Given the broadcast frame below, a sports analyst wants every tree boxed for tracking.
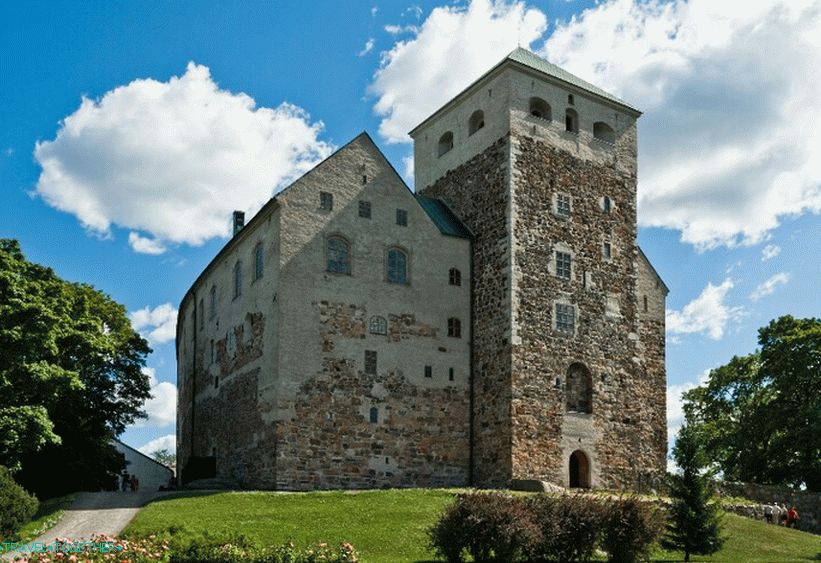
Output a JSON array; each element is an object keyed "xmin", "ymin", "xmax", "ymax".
[
  {"xmin": 683, "ymin": 316, "xmax": 821, "ymax": 491},
  {"xmin": 663, "ymin": 424, "xmax": 724, "ymax": 561},
  {"xmin": 0, "ymin": 239, "xmax": 152, "ymax": 497},
  {"xmin": 151, "ymin": 448, "xmax": 176, "ymax": 468}
]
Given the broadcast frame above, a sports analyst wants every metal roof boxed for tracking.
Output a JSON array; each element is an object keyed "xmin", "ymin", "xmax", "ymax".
[
  {"xmin": 416, "ymin": 196, "xmax": 472, "ymax": 239},
  {"xmin": 506, "ymin": 48, "xmax": 639, "ymax": 113}
]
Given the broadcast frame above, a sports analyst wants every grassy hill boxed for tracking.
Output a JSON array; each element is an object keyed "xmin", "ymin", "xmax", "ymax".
[{"xmin": 123, "ymin": 489, "xmax": 820, "ymax": 562}]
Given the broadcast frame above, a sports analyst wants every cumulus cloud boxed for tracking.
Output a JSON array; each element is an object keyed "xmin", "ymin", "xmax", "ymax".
[
  {"xmin": 138, "ymin": 434, "xmax": 176, "ymax": 456},
  {"xmin": 134, "ymin": 367, "xmax": 177, "ymax": 428},
  {"xmin": 370, "ymin": 0, "xmax": 547, "ymax": 142},
  {"xmin": 540, "ymin": 0, "xmax": 821, "ymax": 249},
  {"xmin": 750, "ymin": 272, "xmax": 790, "ymax": 301},
  {"xmin": 359, "ymin": 38, "xmax": 375, "ymax": 57},
  {"xmin": 666, "ymin": 278, "xmax": 744, "ymax": 340},
  {"xmin": 34, "ymin": 63, "xmax": 333, "ymax": 252},
  {"xmin": 761, "ymin": 244, "xmax": 781, "ymax": 261},
  {"xmin": 130, "ymin": 303, "xmax": 177, "ymax": 344}
]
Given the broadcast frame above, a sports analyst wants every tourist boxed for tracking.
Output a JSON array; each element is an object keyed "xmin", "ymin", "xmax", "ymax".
[
  {"xmin": 131, "ymin": 474, "xmax": 140, "ymax": 492},
  {"xmin": 786, "ymin": 506, "xmax": 800, "ymax": 529},
  {"xmin": 121, "ymin": 471, "xmax": 130, "ymax": 492},
  {"xmin": 764, "ymin": 502, "xmax": 774, "ymax": 524}
]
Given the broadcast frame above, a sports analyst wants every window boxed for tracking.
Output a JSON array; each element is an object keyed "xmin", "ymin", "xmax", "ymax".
[
  {"xmin": 643, "ymin": 295, "xmax": 648, "ymax": 312},
  {"xmin": 529, "ymin": 97, "xmax": 551, "ymax": 120},
  {"xmin": 327, "ymin": 236, "xmax": 351, "ymax": 274},
  {"xmin": 556, "ymin": 252, "xmax": 571, "ymax": 280},
  {"xmin": 603, "ymin": 242, "xmax": 612, "ymax": 260},
  {"xmin": 319, "ymin": 191, "xmax": 333, "ymax": 210},
  {"xmin": 254, "ymin": 243, "xmax": 264, "ymax": 281},
  {"xmin": 568, "ymin": 94, "xmax": 575, "ymax": 105},
  {"xmin": 425, "ymin": 365, "xmax": 432, "ymax": 378},
  {"xmin": 365, "ymin": 350, "xmax": 377, "ymax": 375},
  {"xmin": 214, "ymin": 375, "xmax": 219, "ymax": 389},
  {"xmin": 566, "ymin": 363, "xmax": 592, "ymax": 413},
  {"xmin": 565, "ymin": 108, "xmax": 579, "ymax": 133},
  {"xmin": 556, "ymin": 194, "xmax": 571, "ymax": 217},
  {"xmin": 199, "ymin": 299, "xmax": 204, "ymax": 330},
  {"xmin": 362, "ymin": 174, "xmax": 368, "ymax": 185},
  {"xmin": 555, "ymin": 303, "xmax": 575, "ymax": 334},
  {"xmin": 449, "ymin": 368, "xmax": 454, "ymax": 381},
  {"xmin": 369, "ymin": 407, "xmax": 379, "ymax": 423},
  {"xmin": 437, "ymin": 131, "xmax": 454, "ymax": 157},
  {"xmin": 603, "ymin": 196, "xmax": 612, "ymax": 213},
  {"xmin": 369, "ymin": 316, "xmax": 387, "ymax": 335},
  {"xmin": 449, "ymin": 268, "xmax": 462, "ymax": 286},
  {"xmin": 386, "ymin": 247, "xmax": 408, "ymax": 284},
  {"xmin": 233, "ymin": 261, "xmax": 242, "ymax": 299},
  {"xmin": 468, "ymin": 110, "xmax": 485, "ymax": 135},
  {"xmin": 396, "ymin": 208, "xmax": 408, "ymax": 226},
  {"xmin": 209, "ymin": 285, "xmax": 217, "ymax": 319},
  {"xmin": 210, "ymin": 339, "xmax": 215, "ymax": 364},
  {"xmin": 448, "ymin": 317, "xmax": 462, "ymax": 338},
  {"xmin": 593, "ymin": 121, "xmax": 616, "ymax": 143},
  {"xmin": 359, "ymin": 200, "xmax": 372, "ymax": 219}
]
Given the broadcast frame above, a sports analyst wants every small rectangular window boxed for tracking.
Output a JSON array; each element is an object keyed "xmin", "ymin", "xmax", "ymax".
[
  {"xmin": 556, "ymin": 194, "xmax": 571, "ymax": 217},
  {"xmin": 396, "ymin": 208, "xmax": 408, "ymax": 226},
  {"xmin": 603, "ymin": 242, "xmax": 612, "ymax": 259},
  {"xmin": 449, "ymin": 368, "xmax": 454, "ymax": 381},
  {"xmin": 359, "ymin": 200, "xmax": 371, "ymax": 219},
  {"xmin": 365, "ymin": 350, "xmax": 377, "ymax": 375},
  {"xmin": 447, "ymin": 317, "xmax": 462, "ymax": 338},
  {"xmin": 214, "ymin": 376, "xmax": 219, "ymax": 389},
  {"xmin": 210, "ymin": 339, "xmax": 215, "ymax": 364},
  {"xmin": 424, "ymin": 365, "xmax": 432, "ymax": 378},
  {"xmin": 320, "ymin": 191, "xmax": 333, "ymax": 210},
  {"xmin": 449, "ymin": 268, "xmax": 461, "ymax": 286},
  {"xmin": 556, "ymin": 303, "xmax": 575, "ymax": 334},
  {"xmin": 556, "ymin": 252, "xmax": 571, "ymax": 280}
]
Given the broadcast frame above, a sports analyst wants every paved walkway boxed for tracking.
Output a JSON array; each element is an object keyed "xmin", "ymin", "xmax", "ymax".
[{"xmin": 3, "ymin": 491, "xmax": 169, "ymax": 560}]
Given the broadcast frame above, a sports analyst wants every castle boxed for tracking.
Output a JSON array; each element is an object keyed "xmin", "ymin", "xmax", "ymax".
[{"xmin": 176, "ymin": 48, "xmax": 668, "ymax": 491}]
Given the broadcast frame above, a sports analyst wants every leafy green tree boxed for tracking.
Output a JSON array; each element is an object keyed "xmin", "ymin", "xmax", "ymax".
[
  {"xmin": 0, "ymin": 239, "xmax": 152, "ymax": 497},
  {"xmin": 151, "ymin": 448, "xmax": 176, "ymax": 467},
  {"xmin": 683, "ymin": 316, "xmax": 821, "ymax": 491},
  {"xmin": 663, "ymin": 424, "xmax": 724, "ymax": 562}
]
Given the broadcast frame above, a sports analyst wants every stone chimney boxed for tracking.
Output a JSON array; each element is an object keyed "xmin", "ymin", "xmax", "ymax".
[{"xmin": 232, "ymin": 211, "xmax": 245, "ymax": 236}]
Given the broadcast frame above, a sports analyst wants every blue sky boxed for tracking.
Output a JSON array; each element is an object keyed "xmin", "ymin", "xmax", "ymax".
[{"xmin": 1, "ymin": 0, "xmax": 819, "ymax": 457}]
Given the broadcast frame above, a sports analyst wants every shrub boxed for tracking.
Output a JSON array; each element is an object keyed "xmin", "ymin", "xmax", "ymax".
[
  {"xmin": 525, "ymin": 493, "xmax": 604, "ymax": 562},
  {"xmin": 0, "ymin": 465, "xmax": 38, "ymax": 541},
  {"xmin": 428, "ymin": 492, "xmax": 541, "ymax": 562},
  {"xmin": 600, "ymin": 496, "xmax": 664, "ymax": 563}
]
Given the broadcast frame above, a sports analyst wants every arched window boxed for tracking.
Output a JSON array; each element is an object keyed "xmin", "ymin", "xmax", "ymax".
[
  {"xmin": 448, "ymin": 317, "xmax": 461, "ymax": 338},
  {"xmin": 386, "ymin": 247, "xmax": 408, "ymax": 284},
  {"xmin": 468, "ymin": 110, "xmax": 485, "ymax": 135},
  {"xmin": 449, "ymin": 267, "xmax": 461, "ymax": 286},
  {"xmin": 565, "ymin": 108, "xmax": 579, "ymax": 133},
  {"xmin": 233, "ymin": 261, "xmax": 242, "ymax": 299},
  {"xmin": 369, "ymin": 406, "xmax": 379, "ymax": 424},
  {"xmin": 437, "ymin": 131, "xmax": 454, "ymax": 157},
  {"xmin": 529, "ymin": 97, "xmax": 551, "ymax": 120},
  {"xmin": 326, "ymin": 236, "xmax": 351, "ymax": 274},
  {"xmin": 593, "ymin": 121, "xmax": 616, "ymax": 143},
  {"xmin": 369, "ymin": 315, "xmax": 387, "ymax": 335},
  {"xmin": 566, "ymin": 362, "xmax": 592, "ymax": 413},
  {"xmin": 254, "ymin": 243, "xmax": 264, "ymax": 280},
  {"xmin": 603, "ymin": 196, "xmax": 612, "ymax": 213},
  {"xmin": 209, "ymin": 285, "xmax": 217, "ymax": 319}
]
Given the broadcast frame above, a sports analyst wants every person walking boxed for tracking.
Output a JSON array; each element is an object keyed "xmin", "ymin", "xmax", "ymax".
[
  {"xmin": 121, "ymin": 471, "xmax": 130, "ymax": 492},
  {"xmin": 764, "ymin": 502, "xmax": 774, "ymax": 524},
  {"xmin": 786, "ymin": 507, "xmax": 800, "ymax": 529},
  {"xmin": 131, "ymin": 474, "xmax": 140, "ymax": 492}
]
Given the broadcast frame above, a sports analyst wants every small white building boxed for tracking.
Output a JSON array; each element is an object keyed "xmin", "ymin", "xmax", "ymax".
[{"xmin": 112, "ymin": 439, "xmax": 174, "ymax": 491}]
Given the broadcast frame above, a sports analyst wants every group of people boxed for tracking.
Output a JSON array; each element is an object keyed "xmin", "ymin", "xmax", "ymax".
[
  {"xmin": 763, "ymin": 502, "xmax": 800, "ymax": 528},
  {"xmin": 119, "ymin": 470, "xmax": 140, "ymax": 492}
]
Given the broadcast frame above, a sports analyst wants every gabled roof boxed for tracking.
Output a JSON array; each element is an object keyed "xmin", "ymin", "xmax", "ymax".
[
  {"xmin": 638, "ymin": 246, "xmax": 670, "ymax": 296},
  {"xmin": 409, "ymin": 47, "xmax": 640, "ymax": 136},
  {"xmin": 416, "ymin": 196, "xmax": 472, "ymax": 239}
]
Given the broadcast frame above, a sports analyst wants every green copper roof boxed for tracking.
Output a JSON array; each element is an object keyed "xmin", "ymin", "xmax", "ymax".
[
  {"xmin": 416, "ymin": 196, "xmax": 472, "ymax": 239},
  {"xmin": 507, "ymin": 48, "xmax": 639, "ymax": 113}
]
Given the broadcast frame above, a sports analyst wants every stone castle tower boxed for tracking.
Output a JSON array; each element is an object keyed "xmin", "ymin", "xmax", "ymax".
[
  {"xmin": 413, "ymin": 48, "xmax": 668, "ymax": 489},
  {"xmin": 176, "ymin": 48, "xmax": 667, "ymax": 491}
]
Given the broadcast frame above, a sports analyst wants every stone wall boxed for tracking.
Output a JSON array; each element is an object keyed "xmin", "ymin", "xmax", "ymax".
[
  {"xmin": 717, "ymin": 481, "xmax": 821, "ymax": 534},
  {"xmin": 422, "ymin": 136, "xmax": 513, "ymax": 487}
]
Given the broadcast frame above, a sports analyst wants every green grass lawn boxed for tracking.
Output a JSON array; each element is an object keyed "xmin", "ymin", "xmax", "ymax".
[
  {"xmin": 17, "ymin": 494, "xmax": 76, "ymax": 543},
  {"xmin": 123, "ymin": 489, "xmax": 821, "ymax": 562}
]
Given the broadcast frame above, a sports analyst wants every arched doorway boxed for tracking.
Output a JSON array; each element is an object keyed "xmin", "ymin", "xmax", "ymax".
[{"xmin": 569, "ymin": 450, "xmax": 590, "ymax": 488}]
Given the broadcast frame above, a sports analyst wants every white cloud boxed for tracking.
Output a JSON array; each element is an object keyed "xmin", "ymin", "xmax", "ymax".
[
  {"xmin": 371, "ymin": 6, "xmax": 378, "ymax": 17},
  {"xmin": 370, "ymin": 0, "xmax": 547, "ymax": 143},
  {"xmin": 34, "ymin": 63, "xmax": 333, "ymax": 252},
  {"xmin": 135, "ymin": 367, "xmax": 177, "ymax": 428},
  {"xmin": 540, "ymin": 0, "xmax": 821, "ymax": 249},
  {"xmin": 402, "ymin": 154, "xmax": 414, "ymax": 183},
  {"xmin": 666, "ymin": 278, "xmax": 744, "ymax": 340},
  {"xmin": 384, "ymin": 24, "xmax": 419, "ymax": 35},
  {"xmin": 138, "ymin": 434, "xmax": 176, "ymax": 456},
  {"xmin": 761, "ymin": 244, "xmax": 781, "ymax": 261},
  {"xmin": 129, "ymin": 303, "xmax": 177, "ymax": 344},
  {"xmin": 750, "ymin": 272, "xmax": 790, "ymax": 301},
  {"xmin": 359, "ymin": 38, "xmax": 375, "ymax": 57}
]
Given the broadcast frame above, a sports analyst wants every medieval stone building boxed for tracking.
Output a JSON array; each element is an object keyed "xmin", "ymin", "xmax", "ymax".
[{"xmin": 176, "ymin": 48, "xmax": 668, "ymax": 491}]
